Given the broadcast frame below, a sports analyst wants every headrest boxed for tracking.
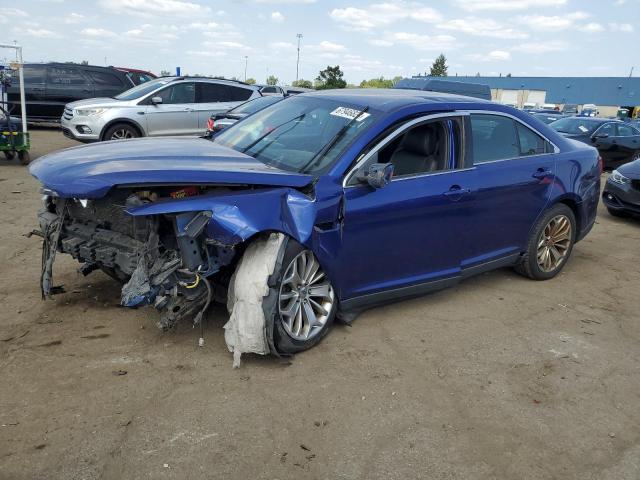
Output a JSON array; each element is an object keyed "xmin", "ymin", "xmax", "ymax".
[{"xmin": 400, "ymin": 124, "xmax": 438, "ymax": 157}]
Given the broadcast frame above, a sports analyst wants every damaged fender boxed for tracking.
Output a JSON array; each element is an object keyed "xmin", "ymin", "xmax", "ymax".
[{"xmin": 127, "ymin": 187, "xmax": 318, "ymax": 247}]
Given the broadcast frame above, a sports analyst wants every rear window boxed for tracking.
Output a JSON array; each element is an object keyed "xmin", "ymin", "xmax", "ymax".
[
  {"xmin": 47, "ymin": 66, "xmax": 87, "ymax": 86},
  {"xmin": 227, "ymin": 85, "xmax": 254, "ymax": 101},
  {"xmin": 471, "ymin": 114, "xmax": 519, "ymax": 163},
  {"xmin": 24, "ymin": 65, "xmax": 46, "ymax": 83},
  {"xmin": 88, "ymin": 71, "xmax": 125, "ymax": 87}
]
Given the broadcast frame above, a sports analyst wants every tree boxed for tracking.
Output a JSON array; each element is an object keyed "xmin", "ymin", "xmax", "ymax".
[
  {"xmin": 429, "ymin": 54, "xmax": 448, "ymax": 77},
  {"xmin": 359, "ymin": 76, "xmax": 393, "ymax": 88},
  {"xmin": 266, "ymin": 75, "xmax": 278, "ymax": 86},
  {"xmin": 315, "ymin": 65, "xmax": 347, "ymax": 90},
  {"xmin": 292, "ymin": 79, "xmax": 313, "ymax": 88},
  {"xmin": 245, "ymin": 78, "xmax": 256, "ymax": 85},
  {"xmin": 80, "ymin": 60, "xmax": 89, "ymax": 65},
  {"xmin": 160, "ymin": 69, "xmax": 171, "ymax": 77}
]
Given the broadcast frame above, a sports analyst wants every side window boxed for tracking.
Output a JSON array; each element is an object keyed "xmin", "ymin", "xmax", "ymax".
[
  {"xmin": 595, "ymin": 123, "xmax": 615, "ymax": 137},
  {"xmin": 227, "ymin": 86, "xmax": 253, "ymax": 101},
  {"xmin": 261, "ymin": 86, "xmax": 277, "ymax": 94},
  {"xmin": 617, "ymin": 123, "xmax": 638, "ymax": 137},
  {"xmin": 47, "ymin": 67, "xmax": 87, "ymax": 86},
  {"xmin": 23, "ymin": 66, "xmax": 46, "ymax": 83},
  {"xmin": 471, "ymin": 114, "xmax": 519, "ymax": 163},
  {"xmin": 516, "ymin": 123, "xmax": 549, "ymax": 156},
  {"xmin": 155, "ymin": 82, "xmax": 195, "ymax": 104},
  {"xmin": 379, "ymin": 119, "xmax": 451, "ymax": 178},
  {"xmin": 197, "ymin": 83, "xmax": 228, "ymax": 103},
  {"xmin": 87, "ymin": 71, "xmax": 125, "ymax": 87}
]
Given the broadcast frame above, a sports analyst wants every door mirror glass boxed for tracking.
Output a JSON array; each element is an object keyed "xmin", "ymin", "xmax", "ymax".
[
  {"xmin": 151, "ymin": 96, "xmax": 163, "ymax": 105},
  {"xmin": 358, "ymin": 163, "xmax": 394, "ymax": 189},
  {"xmin": 593, "ymin": 132, "xmax": 608, "ymax": 139}
]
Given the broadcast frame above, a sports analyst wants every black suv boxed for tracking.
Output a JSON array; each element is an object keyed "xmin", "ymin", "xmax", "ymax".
[{"xmin": 6, "ymin": 63, "xmax": 153, "ymax": 121}]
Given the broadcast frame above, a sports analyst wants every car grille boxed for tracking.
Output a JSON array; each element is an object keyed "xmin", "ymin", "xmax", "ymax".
[
  {"xmin": 62, "ymin": 107, "xmax": 73, "ymax": 121},
  {"xmin": 61, "ymin": 127, "xmax": 74, "ymax": 139}
]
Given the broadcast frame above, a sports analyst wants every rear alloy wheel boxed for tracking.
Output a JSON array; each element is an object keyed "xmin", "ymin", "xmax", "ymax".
[
  {"xmin": 104, "ymin": 123, "xmax": 139, "ymax": 141},
  {"xmin": 516, "ymin": 204, "xmax": 576, "ymax": 280}
]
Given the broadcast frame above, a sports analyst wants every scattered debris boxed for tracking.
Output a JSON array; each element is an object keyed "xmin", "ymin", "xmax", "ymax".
[
  {"xmin": 34, "ymin": 444, "xmax": 46, "ymax": 450},
  {"xmin": 300, "ymin": 444, "xmax": 311, "ymax": 452},
  {"xmin": 112, "ymin": 370, "xmax": 127, "ymax": 376},
  {"xmin": 609, "ymin": 433, "xmax": 616, "ymax": 438},
  {"xmin": 80, "ymin": 333, "xmax": 110, "ymax": 340},
  {"xmin": 38, "ymin": 339, "xmax": 62, "ymax": 347}
]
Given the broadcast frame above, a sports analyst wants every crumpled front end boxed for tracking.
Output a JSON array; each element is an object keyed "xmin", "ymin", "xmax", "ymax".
[{"xmin": 38, "ymin": 184, "xmax": 316, "ymax": 333}]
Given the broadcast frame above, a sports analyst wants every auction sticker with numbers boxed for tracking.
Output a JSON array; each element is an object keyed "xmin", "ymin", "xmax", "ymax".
[{"xmin": 330, "ymin": 107, "xmax": 371, "ymax": 121}]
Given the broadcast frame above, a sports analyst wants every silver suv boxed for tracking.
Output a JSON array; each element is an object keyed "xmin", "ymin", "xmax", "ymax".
[{"xmin": 60, "ymin": 77, "xmax": 263, "ymax": 142}]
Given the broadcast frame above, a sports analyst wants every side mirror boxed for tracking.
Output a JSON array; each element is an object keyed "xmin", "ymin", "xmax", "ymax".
[
  {"xmin": 150, "ymin": 96, "xmax": 163, "ymax": 105},
  {"xmin": 358, "ymin": 163, "xmax": 394, "ymax": 189},
  {"xmin": 593, "ymin": 133, "xmax": 608, "ymax": 140}
]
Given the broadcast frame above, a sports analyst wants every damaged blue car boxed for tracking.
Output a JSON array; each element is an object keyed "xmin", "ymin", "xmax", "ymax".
[{"xmin": 30, "ymin": 89, "xmax": 601, "ymax": 358}]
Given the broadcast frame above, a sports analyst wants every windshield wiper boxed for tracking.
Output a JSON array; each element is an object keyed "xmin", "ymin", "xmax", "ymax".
[{"xmin": 299, "ymin": 106, "xmax": 370, "ymax": 173}]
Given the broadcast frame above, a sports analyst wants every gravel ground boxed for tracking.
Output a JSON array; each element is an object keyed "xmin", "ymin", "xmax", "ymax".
[{"xmin": 0, "ymin": 129, "xmax": 639, "ymax": 480}]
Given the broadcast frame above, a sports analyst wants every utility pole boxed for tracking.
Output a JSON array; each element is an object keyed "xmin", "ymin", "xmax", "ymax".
[
  {"xmin": 244, "ymin": 55, "xmax": 248, "ymax": 81},
  {"xmin": 295, "ymin": 33, "xmax": 303, "ymax": 82}
]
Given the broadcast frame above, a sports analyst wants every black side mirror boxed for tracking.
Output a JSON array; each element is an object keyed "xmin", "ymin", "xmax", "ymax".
[{"xmin": 358, "ymin": 163, "xmax": 394, "ymax": 189}]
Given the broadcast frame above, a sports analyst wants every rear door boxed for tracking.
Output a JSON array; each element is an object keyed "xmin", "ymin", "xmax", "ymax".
[
  {"xmin": 6, "ymin": 65, "xmax": 47, "ymax": 119},
  {"xmin": 613, "ymin": 123, "xmax": 640, "ymax": 166},
  {"xmin": 462, "ymin": 113, "xmax": 557, "ymax": 268},
  {"xmin": 85, "ymin": 69, "xmax": 128, "ymax": 98},
  {"xmin": 46, "ymin": 66, "xmax": 94, "ymax": 118},
  {"xmin": 144, "ymin": 81, "xmax": 198, "ymax": 136},
  {"xmin": 195, "ymin": 83, "xmax": 254, "ymax": 131}
]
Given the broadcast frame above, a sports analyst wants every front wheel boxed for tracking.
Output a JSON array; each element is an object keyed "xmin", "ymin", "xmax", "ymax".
[
  {"xmin": 18, "ymin": 150, "xmax": 31, "ymax": 165},
  {"xmin": 515, "ymin": 204, "xmax": 576, "ymax": 280},
  {"xmin": 103, "ymin": 123, "xmax": 139, "ymax": 141}
]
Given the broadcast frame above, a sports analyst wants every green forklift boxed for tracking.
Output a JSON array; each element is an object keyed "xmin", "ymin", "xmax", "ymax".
[{"xmin": 0, "ymin": 43, "xmax": 30, "ymax": 165}]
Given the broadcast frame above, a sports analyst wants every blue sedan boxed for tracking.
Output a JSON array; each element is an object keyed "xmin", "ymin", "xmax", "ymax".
[{"xmin": 30, "ymin": 89, "xmax": 600, "ymax": 357}]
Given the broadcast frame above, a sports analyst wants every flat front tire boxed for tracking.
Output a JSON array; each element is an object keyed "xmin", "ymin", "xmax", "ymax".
[{"xmin": 515, "ymin": 204, "xmax": 576, "ymax": 280}]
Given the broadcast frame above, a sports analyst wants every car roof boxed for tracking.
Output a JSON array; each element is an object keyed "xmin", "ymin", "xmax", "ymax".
[
  {"xmin": 159, "ymin": 76, "xmax": 260, "ymax": 89},
  {"xmin": 304, "ymin": 88, "xmax": 491, "ymax": 112},
  {"xmin": 566, "ymin": 117, "xmax": 619, "ymax": 124}
]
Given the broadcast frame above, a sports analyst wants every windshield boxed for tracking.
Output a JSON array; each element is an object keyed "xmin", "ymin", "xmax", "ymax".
[
  {"xmin": 549, "ymin": 117, "xmax": 599, "ymax": 135},
  {"xmin": 215, "ymin": 96, "xmax": 377, "ymax": 175},
  {"xmin": 231, "ymin": 96, "xmax": 282, "ymax": 115},
  {"xmin": 115, "ymin": 77, "xmax": 172, "ymax": 101}
]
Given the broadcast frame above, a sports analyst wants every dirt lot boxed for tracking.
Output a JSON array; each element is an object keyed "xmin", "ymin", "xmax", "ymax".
[{"xmin": 0, "ymin": 129, "xmax": 639, "ymax": 480}]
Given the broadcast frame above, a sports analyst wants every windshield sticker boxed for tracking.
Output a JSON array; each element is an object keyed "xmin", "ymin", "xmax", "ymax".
[
  {"xmin": 578, "ymin": 125, "xmax": 589, "ymax": 133},
  {"xmin": 330, "ymin": 107, "xmax": 371, "ymax": 122}
]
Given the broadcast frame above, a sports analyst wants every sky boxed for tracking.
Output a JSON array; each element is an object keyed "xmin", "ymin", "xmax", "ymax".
[{"xmin": 1, "ymin": 0, "xmax": 638, "ymax": 85}]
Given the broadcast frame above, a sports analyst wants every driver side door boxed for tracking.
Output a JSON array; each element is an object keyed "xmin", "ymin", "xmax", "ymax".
[
  {"xmin": 144, "ymin": 82, "xmax": 199, "ymax": 136},
  {"xmin": 337, "ymin": 114, "xmax": 472, "ymax": 303}
]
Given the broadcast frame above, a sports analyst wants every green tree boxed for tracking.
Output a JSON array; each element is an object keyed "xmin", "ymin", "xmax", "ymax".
[
  {"xmin": 245, "ymin": 77, "xmax": 256, "ymax": 85},
  {"xmin": 292, "ymin": 79, "xmax": 313, "ymax": 88},
  {"xmin": 429, "ymin": 54, "xmax": 448, "ymax": 77},
  {"xmin": 315, "ymin": 65, "xmax": 347, "ymax": 90},
  {"xmin": 160, "ymin": 69, "xmax": 172, "ymax": 77},
  {"xmin": 266, "ymin": 75, "xmax": 278, "ymax": 86},
  {"xmin": 359, "ymin": 76, "xmax": 394, "ymax": 88}
]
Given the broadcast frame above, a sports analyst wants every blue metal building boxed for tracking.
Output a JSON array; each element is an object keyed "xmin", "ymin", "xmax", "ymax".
[{"xmin": 449, "ymin": 76, "xmax": 640, "ymax": 107}]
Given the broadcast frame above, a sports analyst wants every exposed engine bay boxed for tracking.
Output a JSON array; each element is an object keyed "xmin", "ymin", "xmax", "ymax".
[{"xmin": 39, "ymin": 185, "xmax": 244, "ymax": 331}]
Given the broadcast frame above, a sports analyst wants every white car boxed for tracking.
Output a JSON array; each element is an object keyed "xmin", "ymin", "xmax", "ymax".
[{"xmin": 61, "ymin": 77, "xmax": 263, "ymax": 142}]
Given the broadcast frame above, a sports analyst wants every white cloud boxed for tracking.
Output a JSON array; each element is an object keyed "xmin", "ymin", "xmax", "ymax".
[
  {"xmin": 254, "ymin": 0, "xmax": 315, "ymax": 3},
  {"xmin": 438, "ymin": 17, "xmax": 528, "ymax": 39},
  {"xmin": 511, "ymin": 40, "xmax": 569, "ymax": 53},
  {"xmin": 98, "ymin": 0, "xmax": 210, "ymax": 17},
  {"xmin": 580, "ymin": 22, "xmax": 605, "ymax": 33},
  {"xmin": 609, "ymin": 22, "xmax": 633, "ymax": 32},
  {"xmin": 307, "ymin": 41, "xmax": 347, "ymax": 53},
  {"xmin": 516, "ymin": 12, "xmax": 590, "ymax": 30},
  {"xmin": 330, "ymin": 2, "xmax": 441, "ymax": 32},
  {"xmin": 26, "ymin": 28, "xmax": 60, "ymax": 38},
  {"xmin": 385, "ymin": 32, "xmax": 458, "ymax": 51},
  {"xmin": 368, "ymin": 39, "xmax": 394, "ymax": 47},
  {"xmin": 4, "ymin": 8, "xmax": 27, "ymax": 17},
  {"xmin": 64, "ymin": 13, "xmax": 85, "ymax": 24},
  {"xmin": 454, "ymin": 0, "xmax": 566, "ymax": 11},
  {"xmin": 465, "ymin": 50, "xmax": 511, "ymax": 62},
  {"xmin": 268, "ymin": 41, "xmax": 296, "ymax": 50},
  {"xmin": 189, "ymin": 21, "xmax": 219, "ymax": 30},
  {"xmin": 270, "ymin": 11, "xmax": 285, "ymax": 22},
  {"xmin": 81, "ymin": 27, "xmax": 117, "ymax": 37}
]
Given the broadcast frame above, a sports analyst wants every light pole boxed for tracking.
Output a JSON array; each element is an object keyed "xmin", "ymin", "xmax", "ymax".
[
  {"xmin": 295, "ymin": 33, "xmax": 303, "ymax": 83},
  {"xmin": 244, "ymin": 55, "xmax": 248, "ymax": 82}
]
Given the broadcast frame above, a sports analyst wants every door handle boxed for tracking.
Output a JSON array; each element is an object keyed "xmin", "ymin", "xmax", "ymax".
[
  {"xmin": 184, "ymin": 107, "xmax": 195, "ymax": 112},
  {"xmin": 443, "ymin": 185, "xmax": 471, "ymax": 201},
  {"xmin": 532, "ymin": 168, "xmax": 553, "ymax": 179}
]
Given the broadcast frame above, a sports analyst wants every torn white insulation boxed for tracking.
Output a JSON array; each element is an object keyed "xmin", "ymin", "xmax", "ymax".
[{"xmin": 224, "ymin": 233, "xmax": 285, "ymax": 368}]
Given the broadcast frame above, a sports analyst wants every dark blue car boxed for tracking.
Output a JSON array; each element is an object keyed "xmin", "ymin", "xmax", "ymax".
[{"xmin": 30, "ymin": 89, "xmax": 601, "ymax": 358}]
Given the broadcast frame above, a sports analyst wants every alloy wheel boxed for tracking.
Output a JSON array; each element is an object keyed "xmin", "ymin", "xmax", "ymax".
[
  {"xmin": 537, "ymin": 214, "xmax": 572, "ymax": 273},
  {"xmin": 278, "ymin": 250, "xmax": 335, "ymax": 341},
  {"xmin": 110, "ymin": 128, "xmax": 134, "ymax": 140}
]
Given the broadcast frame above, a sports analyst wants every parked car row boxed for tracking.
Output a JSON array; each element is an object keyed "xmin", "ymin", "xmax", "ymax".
[{"xmin": 7, "ymin": 63, "xmax": 156, "ymax": 121}]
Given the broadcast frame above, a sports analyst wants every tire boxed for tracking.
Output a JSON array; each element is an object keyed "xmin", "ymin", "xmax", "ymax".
[
  {"xmin": 18, "ymin": 150, "xmax": 31, "ymax": 165},
  {"xmin": 515, "ymin": 203, "xmax": 576, "ymax": 280},
  {"xmin": 267, "ymin": 239, "xmax": 337, "ymax": 354},
  {"xmin": 103, "ymin": 123, "xmax": 140, "ymax": 141},
  {"xmin": 3, "ymin": 151, "xmax": 15, "ymax": 161},
  {"xmin": 607, "ymin": 207, "xmax": 629, "ymax": 218}
]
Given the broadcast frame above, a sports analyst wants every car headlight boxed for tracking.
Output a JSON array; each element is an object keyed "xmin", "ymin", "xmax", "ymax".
[
  {"xmin": 74, "ymin": 108, "xmax": 106, "ymax": 117},
  {"xmin": 609, "ymin": 170, "xmax": 630, "ymax": 185}
]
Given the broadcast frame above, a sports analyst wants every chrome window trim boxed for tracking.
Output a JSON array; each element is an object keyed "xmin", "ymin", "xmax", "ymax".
[
  {"xmin": 343, "ymin": 109, "xmax": 561, "ymax": 188},
  {"xmin": 342, "ymin": 112, "xmax": 467, "ymax": 188}
]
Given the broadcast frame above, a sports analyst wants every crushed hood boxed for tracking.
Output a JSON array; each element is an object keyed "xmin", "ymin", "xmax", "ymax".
[{"xmin": 29, "ymin": 137, "xmax": 313, "ymax": 198}]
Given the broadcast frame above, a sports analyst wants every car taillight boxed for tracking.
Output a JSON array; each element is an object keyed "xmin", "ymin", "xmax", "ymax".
[
  {"xmin": 597, "ymin": 155, "xmax": 603, "ymax": 175},
  {"xmin": 206, "ymin": 118, "xmax": 214, "ymax": 131}
]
